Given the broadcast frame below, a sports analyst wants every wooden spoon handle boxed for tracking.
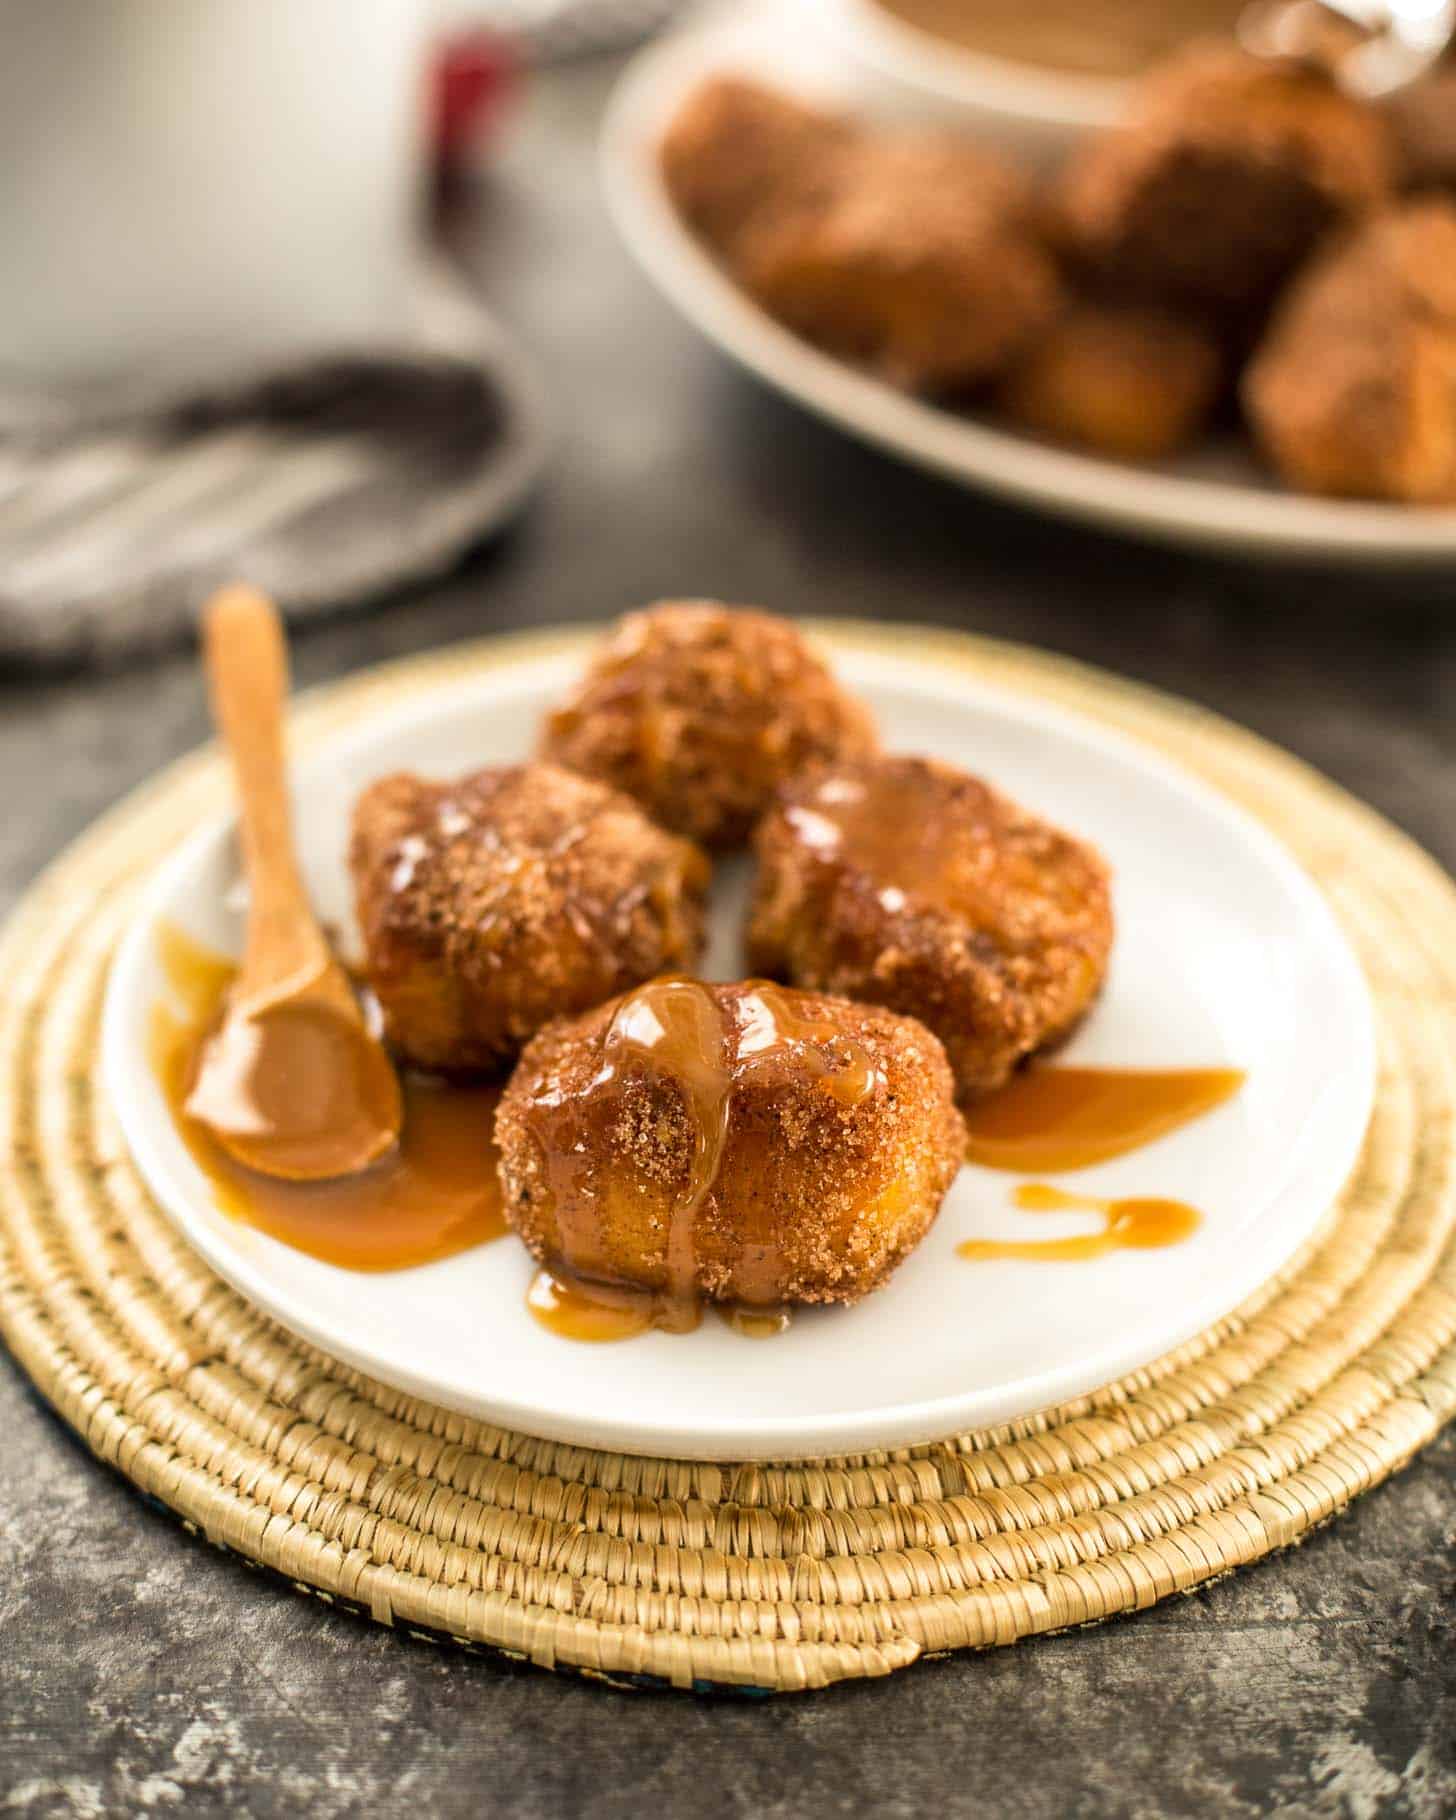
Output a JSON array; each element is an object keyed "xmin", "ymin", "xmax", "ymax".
[{"xmin": 202, "ymin": 585, "xmax": 328, "ymax": 992}]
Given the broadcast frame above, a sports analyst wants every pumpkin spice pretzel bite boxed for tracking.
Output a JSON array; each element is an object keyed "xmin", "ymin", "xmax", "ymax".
[
  {"xmin": 748, "ymin": 755, "xmax": 1114, "ymax": 1106},
  {"xmin": 541, "ymin": 602, "xmax": 878, "ymax": 849},
  {"xmin": 350, "ymin": 761, "xmax": 709, "ymax": 1074},
  {"xmin": 496, "ymin": 977, "xmax": 965, "ymax": 1316}
]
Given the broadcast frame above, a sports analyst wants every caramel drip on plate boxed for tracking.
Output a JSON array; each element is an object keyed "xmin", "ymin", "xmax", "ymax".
[
  {"xmin": 959, "ymin": 1182, "xmax": 1202, "ymax": 1262},
  {"xmin": 525, "ymin": 1274, "xmax": 796, "ymax": 1344},
  {"xmin": 963, "ymin": 1065, "xmax": 1245, "ymax": 1172},
  {"xmin": 715, "ymin": 1302, "xmax": 794, "ymax": 1339},
  {"xmin": 151, "ymin": 923, "xmax": 507, "ymax": 1271},
  {"xmin": 523, "ymin": 977, "xmax": 879, "ymax": 1338},
  {"xmin": 526, "ymin": 1269, "xmax": 656, "ymax": 1343}
]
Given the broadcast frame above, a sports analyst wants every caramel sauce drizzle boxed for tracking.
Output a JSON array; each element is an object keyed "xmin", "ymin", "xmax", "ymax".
[
  {"xmin": 962, "ymin": 1065, "xmax": 1246, "ymax": 1173},
  {"xmin": 605, "ymin": 976, "xmax": 729, "ymax": 1332},
  {"xmin": 959, "ymin": 1183, "xmax": 1202, "ymax": 1262},
  {"xmin": 522, "ymin": 976, "xmax": 881, "ymax": 1340},
  {"xmin": 786, "ymin": 767, "xmax": 1079, "ymax": 927},
  {"xmin": 151, "ymin": 923, "xmax": 507, "ymax": 1271},
  {"xmin": 736, "ymin": 981, "xmax": 883, "ymax": 1108}
]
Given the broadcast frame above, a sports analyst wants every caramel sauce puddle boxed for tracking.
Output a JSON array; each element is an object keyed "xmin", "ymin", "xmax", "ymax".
[
  {"xmin": 525, "ymin": 1269, "xmax": 657, "ymax": 1343},
  {"xmin": 958, "ymin": 1065, "xmax": 1241, "ymax": 1263},
  {"xmin": 150, "ymin": 923, "xmax": 506, "ymax": 1271},
  {"xmin": 962, "ymin": 1065, "xmax": 1246, "ymax": 1173}
]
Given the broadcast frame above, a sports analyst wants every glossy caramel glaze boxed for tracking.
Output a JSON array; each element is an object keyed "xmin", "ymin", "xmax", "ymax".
[
  {"xmin": 749, "ymin": 755, "xmax": 1114, "ymax": 1104},
  {"xmin": 963, "ymin": 1064, "xmax": 1245, "ymax": 1172},
  {"xmin": 152, "ymin": 924, "xmax": 506, "ymax": 1271},
  {"xmin": 736, "ymin": 981, "xmax": 883, "ymax": 1108},
  {"xmin": 959, "ymin": 1182, "xmax": 1202, "ymax": 1261},
  {"xmin": 600, "ymin": 977, "xmax": 733, "ymax": 1330},
  {"xmin": 496, "ymin": 977, "xmax": 964, "ymax": 1322},
  {"xmin": 780, "ymin": 763, "xmax": 1093, "ymax": 929},
  {"xmin": 515, "ymin": 977, "xmax": 884, "ymax": 1330}
]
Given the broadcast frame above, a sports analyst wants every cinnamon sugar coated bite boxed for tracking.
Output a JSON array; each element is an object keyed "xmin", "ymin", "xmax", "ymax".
[
  {"xmin": 495, "ymin": 978, "xmax": 965, "ymax": 1310},
  {"xmin": 737, "ymin": 130, "xmax": 1061, "ymax": 392},
  {"xmin": 350, "ymin": 762, "xmax": 709, "ymax": 1073},
  {"xmin": 541, "ymin": 603, "xmax": 878, "ymax": 848},
  {"xmin": 1244, "ymin": 201, "xmax": 1456, "ymax": 504},
  {"xmin": 661, "ymin": 77, "xmax": 1060, "ymax": 392},
  {"xmin": 996, "ymin": 301, "xmax": 1222, "ymax": 461},
  {"xmin": 748, "ymin": 756, "xmax": 1114, "ymax": 1105},
  {"xmin": 1058, "ymin": 43, "xmax": 1392, "ymax": 321},
  {"xmin": 1387, "ymin": 69, "xmax": 1456, "ymax": 195},
  {"xmin": 659, "ymin": 76, "xmax": 854, "ymax": 263}
]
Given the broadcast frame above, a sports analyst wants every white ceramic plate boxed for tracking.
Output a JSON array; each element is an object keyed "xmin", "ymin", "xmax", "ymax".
[
  {"xmin": 602, "ymin": 13, "xmax": 1456, "ymax": 567},
  {"xmin": 103, "ymin": 634, "xmax": 1374, "ymax": 1460}
]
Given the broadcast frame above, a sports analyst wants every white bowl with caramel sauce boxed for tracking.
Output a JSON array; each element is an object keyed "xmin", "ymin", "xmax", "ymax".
[
  {"xmin": 104, "ymin": 628, "xmax": 1374, "ymax": 1460},
  {"xmin": 801, "ymin": 0, "xmax": 1239, "ymax": 159},
  {"xmin": 604, "ymin": 14, "xmax": 1456, "ymax": 563}
]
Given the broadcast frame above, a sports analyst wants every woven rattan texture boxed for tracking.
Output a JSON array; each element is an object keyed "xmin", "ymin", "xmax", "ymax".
[{"xmin": 2, "ymin": 625, "xmax": 1453, "ymax": 1693}]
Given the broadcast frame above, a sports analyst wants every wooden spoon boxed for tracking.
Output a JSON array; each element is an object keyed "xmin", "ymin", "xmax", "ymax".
[{"xmin": 185, "ymin": 585, "xmax": 402, "ymax": 1180}]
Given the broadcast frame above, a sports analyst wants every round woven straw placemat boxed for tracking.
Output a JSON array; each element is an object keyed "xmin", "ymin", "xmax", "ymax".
[{"xmin": 3, "ymin": 624, "xmax": 1454, "ymax": 1695}]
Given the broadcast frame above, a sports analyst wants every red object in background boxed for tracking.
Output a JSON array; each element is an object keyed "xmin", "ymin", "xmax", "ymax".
[{"xmin": 432, "ymin": 32, "xmax": 520, "ymax": 172}]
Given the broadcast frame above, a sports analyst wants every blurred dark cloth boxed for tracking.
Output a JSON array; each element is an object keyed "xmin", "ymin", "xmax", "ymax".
[{"xmin": 0, "ymin": 267, "xmax": 547, "ymax": 667}]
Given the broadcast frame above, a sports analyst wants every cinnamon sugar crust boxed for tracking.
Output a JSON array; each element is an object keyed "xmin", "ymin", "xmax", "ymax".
[
  {"xmin": 737, "ymin": 130, "xmax": 1062, "ymax": 392},
  {"xmin": 661, "ymin": 77, "xmax": 1061, "ymax": 392},
  {"xmin": 747, "ymin": 756, "xmax": 1114, "ymax": 1105},
  {"xmin": 1244, "ymin": 200, "xmax": 1456, "ymax": 503},
  {"xmin": 496, "ymin": 982, "xmax": 965, "ymax": 1306},
  {"xmin": 350, "ymin": 762, "xmax": 710, "ymax": 1073},
  {"xmin": 996, "ymin": 300, "xmax": 1222, "ymax": 460},
  {"xmin": 541, "ymin": 603, "xmax": 878, "ymax": 849},
  {"xmin": 1059, "ymin": 43, "xmax": 1393, "ymax": 322},
  {"xmin": 659, "ymin": 75, "xmax": 854, "ymax": 263}
]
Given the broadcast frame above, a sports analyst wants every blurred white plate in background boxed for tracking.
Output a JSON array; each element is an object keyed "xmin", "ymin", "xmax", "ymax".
[{"xmin": 602, "ymin": 11, "xmax": 1456, "ymax": 567}]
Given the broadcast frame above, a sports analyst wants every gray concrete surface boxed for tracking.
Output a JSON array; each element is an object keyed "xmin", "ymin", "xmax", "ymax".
[{"xmin": 3, "ymin": 51, "xmax": 1454, "ymax": 1820}]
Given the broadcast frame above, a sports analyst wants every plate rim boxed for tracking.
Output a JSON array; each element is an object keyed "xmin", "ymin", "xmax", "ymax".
[
  {"xmin": 600, "ymin": 12, "xmax": 1456, "ymax": 567},
  {"xmin": 101, "ymin": 627, "xmax": 1377, "ymax": 1459}
]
